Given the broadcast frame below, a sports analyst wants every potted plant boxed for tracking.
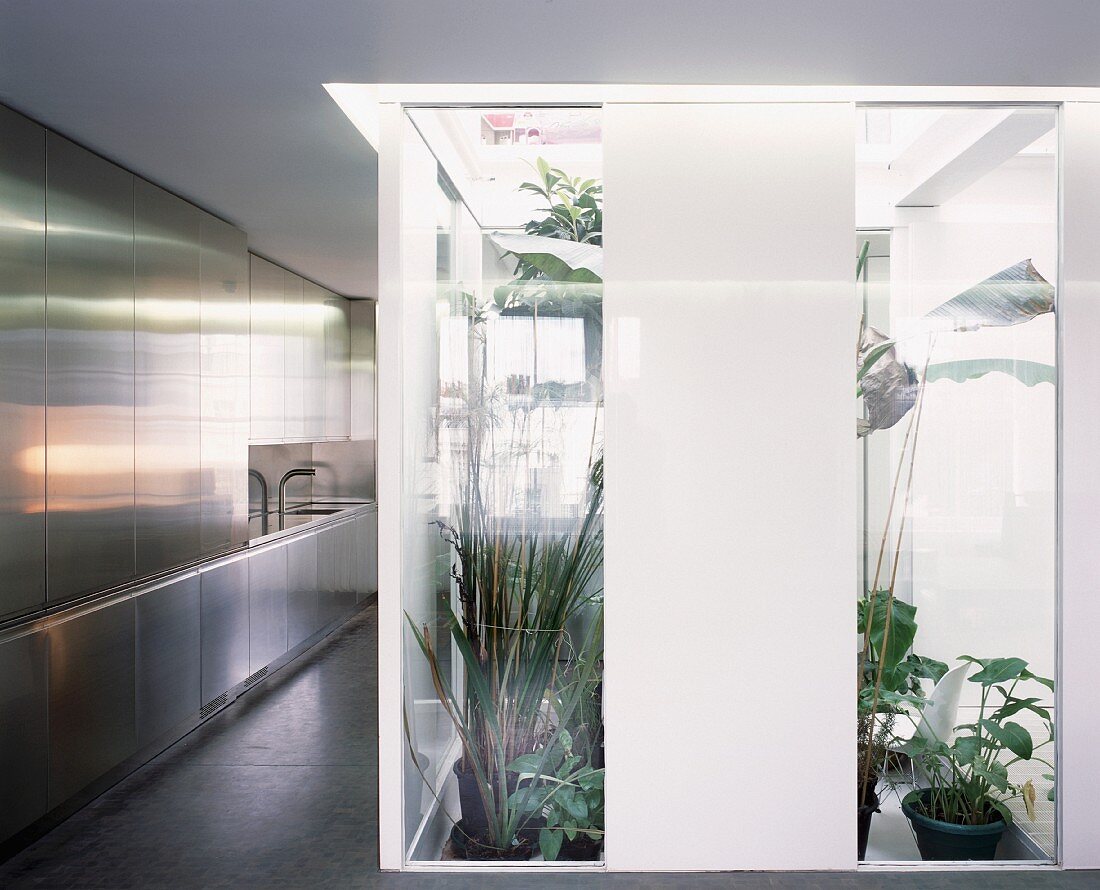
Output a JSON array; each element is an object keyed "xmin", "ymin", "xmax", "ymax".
[
  {"xmin": 855, "ymin": 248, "xmax": 1055, "ymax": 857},
  {"xmin": 899, "ymin": 656, "xmax": 1054, "ymax": 860}
]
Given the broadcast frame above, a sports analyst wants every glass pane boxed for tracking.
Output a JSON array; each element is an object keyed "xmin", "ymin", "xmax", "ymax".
[
  {"xmin": 856, "ymin": 106, "xmax": 1057, "ymax": 863},
  {"xmin": 401, "ymin": 107, "xmax": 604, "ymax": 865}
]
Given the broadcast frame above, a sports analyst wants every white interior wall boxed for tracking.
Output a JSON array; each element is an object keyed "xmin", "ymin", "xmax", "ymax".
[
  {"xmin": 1060, "ymin": 100, "xmax": 1100, "ymax": 870},
  {"xmin": 602, "ymin": 101, "xmax": 856, "ymax": 871}
]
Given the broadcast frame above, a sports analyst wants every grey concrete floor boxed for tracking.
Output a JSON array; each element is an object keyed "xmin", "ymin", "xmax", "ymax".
[{"xmin": 1, "ymin": 602, "xmax": 1097, "ymax": 889}]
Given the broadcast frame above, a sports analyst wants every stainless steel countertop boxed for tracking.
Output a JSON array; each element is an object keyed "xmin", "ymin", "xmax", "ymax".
[{"xmin": 246, "ymin": 500, "xmax": 377, "ymax": 548}]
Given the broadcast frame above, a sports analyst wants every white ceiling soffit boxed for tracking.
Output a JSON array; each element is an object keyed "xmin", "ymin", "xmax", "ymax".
[{"xmin": 3, "ymin": 1, "xmax": 1100, "ymax": 298}]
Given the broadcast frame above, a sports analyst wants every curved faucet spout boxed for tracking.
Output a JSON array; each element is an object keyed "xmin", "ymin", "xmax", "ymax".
[{"xmin": 278, "ymin": 467, "xmax": 317, "ymax": 516}]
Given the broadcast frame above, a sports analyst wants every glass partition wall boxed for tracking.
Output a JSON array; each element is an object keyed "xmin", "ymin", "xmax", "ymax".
[
  {"xmin": 400, "ymin": 107, "xmax": 604, "ymax": 865},
  {"xmin": 855, "ymin": 106, "xmax": 1058, "ymax": 864}
]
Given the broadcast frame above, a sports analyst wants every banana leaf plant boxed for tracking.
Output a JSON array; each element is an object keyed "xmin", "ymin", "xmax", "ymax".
[
  {"xmin": 858, "ymin": 258, "xmax": 1055, "ymax": 437},
  {"xmin": 856, "ymin": 254, "xmax": 1055, "ymax": 809}
]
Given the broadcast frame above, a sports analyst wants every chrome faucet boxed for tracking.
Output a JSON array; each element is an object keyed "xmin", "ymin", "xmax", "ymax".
[
  {"xmin": 278, "ymin": 467, "xmax": 316, "ymax": 516},
  {"xmin": 248, "ymin": 469, "xmax": 270, "ymax": 535}
]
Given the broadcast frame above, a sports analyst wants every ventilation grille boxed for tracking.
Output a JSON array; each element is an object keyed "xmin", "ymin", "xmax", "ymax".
[
  {"xmin": 200, "ymin": 691, "xmax": 230, "ymax": 719},
  {"xmin": 243, "ymin": 666, "xmax": 269, "ymax": 688}
]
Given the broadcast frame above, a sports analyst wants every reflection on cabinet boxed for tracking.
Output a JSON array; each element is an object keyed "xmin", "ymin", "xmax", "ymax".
[
  {"xmin": 0, "ymin": 628, "xmax": 48, "ymax": 841},
  {"xmin": 249, "ymin": 254, "xmax": 353, "ymax": 444},
  {"xmin": 287, "ymin": 534, "xmax": 319, "ymax": 649},
  {"xmin": 0, "ymin": 106, "xmax": 46, "ymax": 618},
  {"xmin": 48, "ymin": 598, "xmax": 137, "ymax": 808},
  {"xmin": 249, "ymin": 546, "xmax": 288, "ymax": 673},
  {"xmin": 136, "ymin": 575, "xmax": 201, "ymax": 748},
  {"xmin": 200, "ymin": 559, "xmax": 250, "ymax": 704},
  {"xmin": 356, "ymin": 510, "xmax": 379, "ymax": 601}
]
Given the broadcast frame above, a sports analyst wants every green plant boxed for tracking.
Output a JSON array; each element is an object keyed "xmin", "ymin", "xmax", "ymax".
[
  {"xmin": 904, "ymin": 656, "xmax": 1054, "ymax": 827},
  {"xmin": 508, "ymin": 728, "xmax": 604, "ymax": 861},
  {"xmin": 856, "ymin": 251, "xmax": 1056, "ymax": 808}
]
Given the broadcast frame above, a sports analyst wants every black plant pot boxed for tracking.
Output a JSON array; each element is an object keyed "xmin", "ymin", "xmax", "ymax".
[
  {"xmin": 452, "ymin": 761, "xmax": 542, "ymax": 856},
  {"xmin": 857, "ymin": 789, "xmax": 880, "ymax": 860},
  {"xmin": 901, "ymin": 788, "xmax": 1006, "ymax": 861}
]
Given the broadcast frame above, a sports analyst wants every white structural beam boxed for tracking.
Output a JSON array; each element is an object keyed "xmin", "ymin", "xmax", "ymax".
[{"xmin": 893, "ymin": 108, "xmax": 1054, "ymax": 206}]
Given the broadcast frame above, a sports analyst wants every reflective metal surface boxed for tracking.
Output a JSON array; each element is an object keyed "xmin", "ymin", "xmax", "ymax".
[
  {"xmin": 0, "ymin": 627, "xmax": 48, "ymax": 840},
  {"xmin": 303, "ymin": 281, "xmax": 327, "ymax": 440},
  {"xmin": 324, "ymin": 292, "xmax": 351, "ymax": 439},
  {"xmin": 278, "ymin": 467, "xmax": 316, "ymax": 516},
  {"xmin": 248, "ymin": 546, "xmax": 287, "ymax": 672},
  {"xmin": 47, "ymin": 597, "xmax": 136, "ymax": 807},
  {"xmin": 355, "ymin": 509, "xmax": 379, "ymax": 601},
  {"xmin": 135, "ymin": 575, "xmax": 200, "ymax": 748},
  {"xmin": 200, "ymin": 215, "xmax": 250, "ymax": 553},
  {"xmin": 249, "ymin": 255, "xmax": 285, "ymax": 440},
  {"xmin": 135, "ymin": 178, "xmax": 202, "ymax": 576},
  {"xmin": 199, "ymin": 558, "xmax": 250, "ymax": 703},
  {"xmin": 349, "ymin": 298, "xmax": 376, "ymax": 444},
  {"xmin": 283, "ymin": 269, "xmax": 305, "ymax": 439},
  {"xmin": 286, "ymin": 534, "xmax": 318, "ymax": 649},
  {"xmin": 317, "ymin": 523, "xmax": 356, "ymax": 628},
  {"xmin": 45, "ymin": 134, "xmax": 136, "ymax": 602},
  {"xmin": 0, "ymin": 106, "xmax": 46, "ymax": 617}
]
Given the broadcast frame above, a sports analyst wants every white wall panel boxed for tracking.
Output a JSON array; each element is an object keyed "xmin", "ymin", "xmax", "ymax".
[
  {"xmin": 1059, "ymin": 101, "xmax": 1100, "ymax": 870},
  {"xmin": 602, "ymin": 102, "xmax": 856, "ymax": 870}
]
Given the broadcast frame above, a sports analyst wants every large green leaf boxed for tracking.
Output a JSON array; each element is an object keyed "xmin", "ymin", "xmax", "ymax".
[
  {"xmin": 980, "ymin": 719, "xmax": 1034, "ymax": 760},
  {"xmin": 864, "ymin": 594, "xmax": 918, "ymax": 688},
  {"xmin": 539, "ymin": 827, "xmax": 563, "ymax": 861},
  {"xmin": 924, "ymin": 259, "xmax": 1055, "ymax": 331},
  {"xmin": 488, "ymin": 231, "xmax": 603, "ymax": 283},
  {"xmin": 968, "ymin": 657, "xmax": 1029, "ymax": 686},
  {"xmin": 926, "ymin": 359, "xmax": 1055, "ymax": 388}
]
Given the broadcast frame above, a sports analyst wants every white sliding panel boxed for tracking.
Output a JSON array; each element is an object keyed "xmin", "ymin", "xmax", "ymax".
[
  {"xmin": 602, "ymin": 103, "xmax": 856, "ymax": 871},
  {"xmin": 1059, "ymin": 101, "xmax": 1100, "ymax": 870}
]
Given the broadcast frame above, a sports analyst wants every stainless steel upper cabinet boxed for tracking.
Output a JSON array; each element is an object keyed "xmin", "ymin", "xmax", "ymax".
[
  {"xmin": 283, "ymin": 270, "xmax": 306, "ymax": 439},
  {"xmin": 0, "ymin": 107, "xmax": 46, "ymax": 617},
  {"xmin": 249, "ymin": 255, "xmax": 285, "ymax": 441},
  {"xmin": 45, "ymin": 134, "xmax": 136, "ymax": 602},
  {"xmin": 135, "ymin": 179, "xmax": 202, "ymax": 577},
  {"xmin": 324, "ymin": 292, "xmax": 351, "ymax": 439},
  {"xmin": 302, "ymin": 281, "xmax": 327, "ymax": 440},
  {"xmin": 200, "ymin": 215, "xmax": 249, "ymax": 552},
  {"xmin": 349, "ymin": 299, "xmax": 376, "ymax": 442}
]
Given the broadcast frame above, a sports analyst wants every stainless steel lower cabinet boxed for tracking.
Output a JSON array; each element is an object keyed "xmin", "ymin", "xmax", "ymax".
[
  {"xmin": 47, "ymin": 598, "xmax": 136, "ymax": 808},
  {"xmin": 248, "ymin": 546, "xmax": 287, "ymax": 673},
  {"xmin": 135, "ymin": 575, "xmax": 201, "ymax": 749},
  {"xmin": 286, "ymin": 534, "xmax": 319, "ymax": 650},
  {"xmin": 199, "ymin": 559, "xmax": 250, "ymax": 704},
  {"xmin": 355, "ymin": 510, "xmax": 378, "ymax": 601},
  {"xmin": 0, "ymin": 627, "xmax": 48, "ymax": 840}
]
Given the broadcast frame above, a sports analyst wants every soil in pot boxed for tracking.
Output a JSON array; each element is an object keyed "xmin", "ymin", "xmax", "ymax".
[
  {"xmin": 857, "ymin": 787, "xmax": 880, "ymax": 860},
  {"xmin": 450, "ymin": 820, "xmax": 533, "ymax": 862},
  {"xmin": 901, "ymin": 788, "xmax": 1006, "ymax": 861},
  {"xmin": 556, "ymin": 833, "xmax": 603, "ymax": 861}
]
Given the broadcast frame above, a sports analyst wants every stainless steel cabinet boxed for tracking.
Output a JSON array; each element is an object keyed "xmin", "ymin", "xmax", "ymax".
[
  {"xmin": 283, "ymin": 270, "xmax": 306, "ymax": 439},
  {"xmin": 249, "ymin": 255, "xmax": 285, "ymax": 441},
  {"xmin": 199, "ymin": 559, "xmax": 250, "ymax": 703},
  {"xmin": 200, "ymin": 216, "xmax": 250, "ymax": 554},
  {"xmin": 324, "ymin": 292, "xmax": 352, "ymax": 439},
  {"xmin": 0, "ymin": 106, "xmax": 46, "ymax": 617},
  {"xmin": 249, "ymin": 546, "xmax": 287, "ymax": 672},
  {"xmin": 134, "ymin": 179, "xmax": 202, "ymax": 577},
  {"xmin": 303, "ymin": 281, "xmax": 327, "ymax": 440},
  {"xmin": 45, "ymin": 134, "xmax": 136, "ymax": 602},
  {"xmin": 356, "ymin": 509, "xmax": 379, "ymax": 602},
  {"xmin": 0, "ymin": 627, "xmax": 48, "ymax": 840},
  {"xmin": 135, "ymin": 575, "xmax": 201, "ymax": 748},
  {"xmin": 286, "ymin": 534, "xmax": 319, "ymax": 649},
  {"xmin": 48, "ymin": 597, "xmax": 136, "ymax": 807}
]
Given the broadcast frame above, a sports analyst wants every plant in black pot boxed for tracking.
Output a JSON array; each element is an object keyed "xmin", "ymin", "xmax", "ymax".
[{"xmin": 899, "ymin": 655, "xmax": 1054, "ymax": 861}]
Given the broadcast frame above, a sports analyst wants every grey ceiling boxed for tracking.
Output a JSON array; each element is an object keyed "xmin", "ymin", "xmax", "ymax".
[{"xmin": 3, "ymin": 0, "xmax": 1100, "ymax": 298}]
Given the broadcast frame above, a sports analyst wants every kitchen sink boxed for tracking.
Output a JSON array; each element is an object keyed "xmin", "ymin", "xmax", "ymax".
[{"xmin": 286, "ymin": 507, "xmax": 345, "ymax": 516}]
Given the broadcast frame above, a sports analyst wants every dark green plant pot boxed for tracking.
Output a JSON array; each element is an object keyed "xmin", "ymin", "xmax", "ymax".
[
  {"xmin": 901, "ymin": 789, "xmax": 1006, "ymax": 861},
  {"xmin": 857, "ymin": 789, "xmax": 880, "ymax": 860}
]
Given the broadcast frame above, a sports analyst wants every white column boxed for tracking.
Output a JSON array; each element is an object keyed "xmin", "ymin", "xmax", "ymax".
[
  {"xmin": 602, "ymin": 102, "xmax": 857, "ymax": 870},
  {"xmin": 1059, "ymin": 101, "xmax": 1100, "ymax": 870}
]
